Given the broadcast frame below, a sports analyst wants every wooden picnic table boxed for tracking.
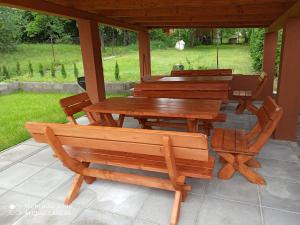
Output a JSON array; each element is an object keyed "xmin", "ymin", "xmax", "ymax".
[
  {"xmin": 83, "ymin": 97, "xmax": 222, "ymax": 133},
  {"xmin": 158, "ymin": 76, "xmax": 233, "ymax": 82}
]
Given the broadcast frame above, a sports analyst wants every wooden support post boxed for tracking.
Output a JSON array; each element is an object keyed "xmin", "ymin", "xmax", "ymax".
[
  {"xmin": 138, "ymin": 31, "xmax": 151, "ymax": 82},
  {"xmin": 262, "ymin": 31, "xmax": 278, "ymax": 98},
  {"xmin": 78, "ymin": 19, "xmax": 105, "ymax": 103},
  {"xmin": 274, "ymin": 18, "xmax": 300, "ymax": 141}
]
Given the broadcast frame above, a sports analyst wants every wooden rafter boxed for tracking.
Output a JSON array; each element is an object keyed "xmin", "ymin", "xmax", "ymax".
[
  {"xmin": 268, "ymin": 0, "xmax": 300, "ymax": 31},
  {"xmin": 0, "ymin": 0, "xmax": 146, "ymax": 32}
]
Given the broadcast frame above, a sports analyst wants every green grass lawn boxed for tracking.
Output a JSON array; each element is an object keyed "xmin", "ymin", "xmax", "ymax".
[
  {"xmin": 1, "ymin": 44, "xmax": 255, "ymax": 83},
  {"xmin": 0, "ymin": 91, "xmax": 126, "ymax": 152}
]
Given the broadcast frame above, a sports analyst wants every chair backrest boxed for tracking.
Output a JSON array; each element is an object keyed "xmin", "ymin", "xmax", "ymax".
[
  {"xmin": 133, "ymin": 81, "xmax": 229, "ymax": 101},
  {"xmin": 26, "ymin": 122, "xmax": 209, "ymax": 162},
  {"xmin": 251, "ymin": 72, "xmax": 268, "ymax": 99},
  {"xmin": 59, "ymin": 92, "xmax": 92, "ymax": 124},
  {"xmin": 247, "ymin": 96, "xmax": 283, "ymax": 153},
  {"xmin": 171, "ymin": 69, "xmax": 232, "ymax": 76}
]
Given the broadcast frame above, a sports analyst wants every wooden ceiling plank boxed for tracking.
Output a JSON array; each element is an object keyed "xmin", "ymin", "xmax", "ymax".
[
  {"xmin": 0, "ymin": 0, "xmax": 146, "ymax": 32},
  {"xmin": 268, "ymin": 0, "xmax": 300, "ymax": 31}
]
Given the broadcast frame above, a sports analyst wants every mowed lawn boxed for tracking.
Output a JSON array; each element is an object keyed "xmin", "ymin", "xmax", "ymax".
[
  {"xmin": 0, "ymin": 92, "xmax": 126, "ymax": 151},
  {"xmin": 1, "ymin": 44, "xmax": 255, "ymax": 83}
]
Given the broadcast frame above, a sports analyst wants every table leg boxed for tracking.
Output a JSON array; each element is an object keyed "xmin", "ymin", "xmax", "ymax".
[
  {"xmin": 86, "ymin": 112, "xmax": 97, "ymax": 124},
  {"xmin": 187, "ymin": 119, "xmax": 198, "ymax": 133},
  {"xmin": 117, "ymin": 114, "xmax": 125, "ymax": 127},
  {"xmin": 103, "ymin": 113, "xmax": 118, "ymax": 127}
]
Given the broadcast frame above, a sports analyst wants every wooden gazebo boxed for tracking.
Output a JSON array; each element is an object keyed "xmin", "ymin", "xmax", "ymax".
[{"xmin": 1, "ymin": 0, "xmax": 300, "ymax": 141}]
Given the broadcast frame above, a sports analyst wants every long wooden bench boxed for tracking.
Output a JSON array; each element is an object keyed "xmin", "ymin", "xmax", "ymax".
[
  {"xmin": 133, "ymin": 81, "xmax": 230, "ymax": 102},
  {"xmin": 26, "ymin": 122, "xmax": 215, "ymax": 225},
  {"xmin": 171, "ymin": 69, "xmax": 233, "ymax": 76}
]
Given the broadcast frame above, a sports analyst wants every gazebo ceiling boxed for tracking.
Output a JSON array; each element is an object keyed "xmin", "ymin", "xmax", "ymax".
[{"xmin": 1, "ymin": 0, "xmax": 300, "ymax": 31}]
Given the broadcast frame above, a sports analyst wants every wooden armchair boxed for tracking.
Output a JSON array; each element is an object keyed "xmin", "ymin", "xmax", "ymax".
[
  {"xmin": 211, "ymin": 96, "xmax": 283, "ymax": 185},
  {"xmin": 59, "ymin": 92, "xmax": 104, "ymax": 125},
  {"xmin": 233, "ymin": 72, "xmax": 268, "ymax": 114}
]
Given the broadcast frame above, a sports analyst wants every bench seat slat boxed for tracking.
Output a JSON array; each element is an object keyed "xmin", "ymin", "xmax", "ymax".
[{"xmin": 66, "ymin": 147, "xmax": 214, "ymax": 179}]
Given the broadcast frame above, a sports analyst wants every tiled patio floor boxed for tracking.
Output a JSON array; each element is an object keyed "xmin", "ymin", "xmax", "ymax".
[{"xmin": 0, "ymin": 103, "xmax": 300, "ymax": 225}]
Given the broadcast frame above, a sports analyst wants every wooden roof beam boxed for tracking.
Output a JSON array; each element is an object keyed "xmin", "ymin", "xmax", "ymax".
[
  {"xmin": 268, "ymin": 0, "xmax": 300, "ymax": 31},
  {"xmin": 0, "ymin": 0, "xmax": 146, "ymax": 32},
  {"xmin": 61, "ymin": 0, "xmax": 296, "ymax": 10}
]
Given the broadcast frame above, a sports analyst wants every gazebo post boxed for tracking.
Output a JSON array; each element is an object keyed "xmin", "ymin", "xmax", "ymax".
[
  {"xmin": 262, "ymin": 31, "xmax": 278, "ymax": 97},
  {"xmin": 78, "ymin": 19, "xmax": 106, "ymax": 103},
  {"xmin": 138, "ymin": 31, "xmax": 151, "ymax": 82},
  {"xmin": 274, "ymin": 18, "xmax": 300, "ymax": 141}
]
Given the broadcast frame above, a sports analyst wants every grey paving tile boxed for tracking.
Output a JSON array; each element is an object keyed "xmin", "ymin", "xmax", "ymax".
[
  {"xmin": 196, "ymin": 196, "xmax": 262, "ymax": 225},
  {"xmin": 260, "ymin": 176, "xmax": 300, "ymax": 213},
  {"xmin": 263, "ymin": 207, "xmax": 300, "ymax": 225},
  {"xmin": 133, "ymin": 219, "xmax": 159, "ymax": 225},
  {"xmin": 0, "ymin": 159, "xmax": 14, "ymax": 171},
  {"xmin": 258, "ymin": 142, "xmax": 299, "ymax": 162},
  {"xmin": 138, "ymin": 189, "xmax": 203, "ymax": 225},
  {"xmin": 0, "ymin": 144, "xmax": 44, "ymax": 162},
  {"xmin": 14, "ymin": 168, "xmax": 72, "ymax": 198},
  {"xmin": 22, "ymin": 147, "xmax": 57, "ymax": 167},
  {"xmin": 49, "ymin": 161, "xmax": 74, "ymax": 176},
  {"xmin": 75, "ymin": 116, "xmax": 90, "ymax": 125},
  {"xmin": 0, "ymin": 191, "xmax": 41, "ymax": 225},
  {"xmin": 259, "ymin": 158, "xmax": 300, "ymax": 182},
  {"xmin": 13, "ymin": 199, "xmax": 82, "ymax": 225},
  {"xmin": 0, "ymin": 187, "xmax": 7, "ymax": 196},
  {"xmin": 206, "ymin": 175, "xmax": 259, "ymax": 204},
  {"xmin": 49, "ymin": 178, "xmax": 96, "ymax": 208},
  {"xmin": 186, "ymin": 177, "xmax": 208, "ymax": 196},
  {"xmin": 22, "ymin": 138, "xmax": 48, "ymax": 147},
  {"xmin": 0, "ymin": 163, "xmax": 42, "ymax": 189},
  {"xmin": 71, "ymin": 208, "xmax": 132, "ymax": 225},
  {"xmin": 89, "ymin": 182, "xmax": 150, "ymax": 218}
]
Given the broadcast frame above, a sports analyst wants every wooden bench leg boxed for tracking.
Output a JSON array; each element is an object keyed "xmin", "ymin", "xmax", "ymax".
[
  {"xmin": 64, "ymin": 174, "xmax": 84, "ymax": 205},
  {"xmin": 170, "ymin": 190, "xmax": 182, "ymax": 225},
  {"xmin": 247, "ymin": 103, "xmax": 259, "ymax": 115},
  {"xmin": 138, "ymin": 118, "xmax": 152, "ymax": 129},
  {"xmin": 82, "ymin": 162, "xmax": 96, "ymax": 184},
  {"xmin": 246, "ymin": 158, "xmax": 261, "ymax": 168},
  {"xmin": 235, "ymin": 100, "xmax": 247, "ymax": 114},
  {"xmin": 217, "ymin": 153, "xmax": 266, "ymax": 185}
]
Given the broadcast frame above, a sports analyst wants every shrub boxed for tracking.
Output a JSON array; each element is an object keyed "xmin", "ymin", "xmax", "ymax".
[
  {"xmin": 16, "ymin": 62, "xmax": 21, "ymax": 76},
  {"xmin": 50, "ymin": 63, "xmax": 56, "ymax": 78},
  {"xmin": 61, "ymin": 64, "xmax": 67, "ymax": 78},
  {"xmin": 28, "ymin": 62, "xmax": 34, "ymax": 77},
  {"xmin": 38, "ymin": 64, "xmax": 44, "ymax": 77},
  {"xmin": 249, "ymin": 28, "xmax": 265, "ymax": 71},
  {"xmin": 73, "ymin": 63, "xmax": 79, "ymax": 78},
  {"xmin": 2, "ymin": 66, "xmax": 9, "ymax": 79},
  {"xmin": 114, "ymin": 61, "xmax": 120, "ymax": 81}
]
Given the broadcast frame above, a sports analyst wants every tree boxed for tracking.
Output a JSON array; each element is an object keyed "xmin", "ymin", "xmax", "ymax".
[
  {"xmin": 25, "ymin": 13, "xmax": 67, "ymax": 62},
  {"xmin": 249, "ymin": 28, "xmax": 265, "ymax": 71},
  {"xmin": 0, "ymin": 7, "xmax": 22, "ymax": 52}
]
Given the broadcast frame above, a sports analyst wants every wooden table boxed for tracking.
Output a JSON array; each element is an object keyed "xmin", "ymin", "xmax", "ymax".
[
  {"xmin": 158, "ymin": 76, "xmax": 233, "ymax": 82},
  {"xmin": 83, "ymin": 97, "xmax": 222, "ymax": 133}
]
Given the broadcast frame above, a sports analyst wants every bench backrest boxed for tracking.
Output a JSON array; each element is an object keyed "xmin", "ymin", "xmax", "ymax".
[
  {"xmin": 247, "ymin": 96, "xmax": 283, "ymax": 153},
  {"xmin": 251, "ymin": 72, "xmax": 268, "ymax": 99},
  {"xmin": 171, "ymin": 69, "xmax": 232, "ymax": 76},
  {"xmin": 133, "ymin": 81, "xmax": 229, "ymax": 101},
  {"xmin": 59, "ymin": 92, "xmax": 92, "ymax": 124},
  {"xmin": 26, "ymin": 122, "xmax": 209, "ymax": 161}
]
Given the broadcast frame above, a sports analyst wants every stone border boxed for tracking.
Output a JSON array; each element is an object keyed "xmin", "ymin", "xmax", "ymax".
[{"xmin": 0, "ymin": 81, "xmax": 135, "ymax": 95}]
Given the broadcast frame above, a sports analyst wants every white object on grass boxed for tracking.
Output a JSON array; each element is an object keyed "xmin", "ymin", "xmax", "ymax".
[{"xmin": 175, "ymin": 40, "xmax": 185, "ymax": 50}]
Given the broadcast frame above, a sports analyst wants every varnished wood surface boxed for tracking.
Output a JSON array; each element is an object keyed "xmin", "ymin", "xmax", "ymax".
[
  {"xmin": 158, "ymin": 76, "xmax": 233, "ymax": 82},
  {"xmin": 84, "ymin": 97, "xmax": 221, "ymax": 120}
]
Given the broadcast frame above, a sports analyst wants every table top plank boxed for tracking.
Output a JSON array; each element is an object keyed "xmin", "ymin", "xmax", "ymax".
[
  {"xmin": 158, "ymin": 76, "xmax": 233, "ymax": 82},
  {"xmin": 84, "ymin": 97, "xmax": 222, "ymax": 120}
]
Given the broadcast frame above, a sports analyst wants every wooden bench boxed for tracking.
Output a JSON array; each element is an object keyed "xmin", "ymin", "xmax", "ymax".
[
  {"xmin": 133, "ymin": 81, "xmax": 230, "ymax": 102},
  {"xmin": 211, "ymin": 96, "xmax": 283, "ymax": 185},
  {"xmin": 26, "ymin": 122, "xmax": 215, "ymax": 225},
  {"xmin": 59, "ymin": 92, "xmax": 124, "ymax": 126},
  {"xmin": 233, "ymin": 72, "xmax": 268, "ymax": 114},
  {"xmin": 171, "ymin": 69, "xmax": 233, "ymax": 76}
]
